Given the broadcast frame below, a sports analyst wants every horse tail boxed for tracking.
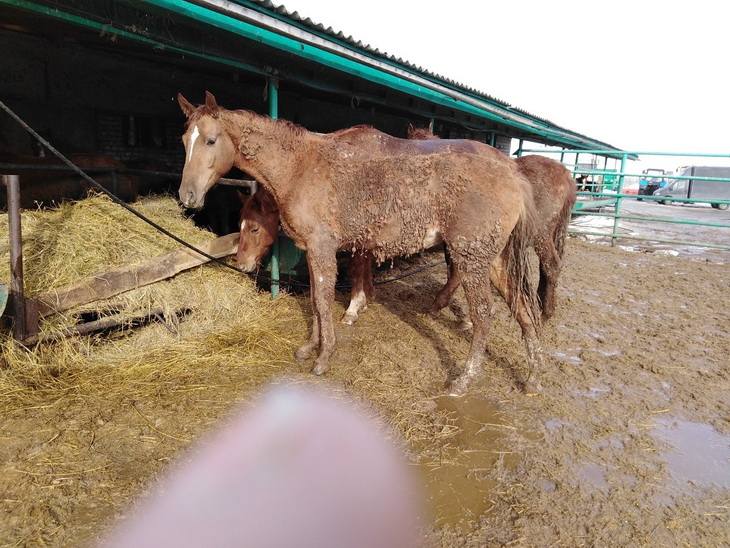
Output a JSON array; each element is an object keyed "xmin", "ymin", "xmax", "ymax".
[
  {"xmin": 504, "ymin": 183, "xmax": 541, "ymax": 332},
  {"xmin": 554, "ymin": 178, "xmax": 577, "ymax": 259}
]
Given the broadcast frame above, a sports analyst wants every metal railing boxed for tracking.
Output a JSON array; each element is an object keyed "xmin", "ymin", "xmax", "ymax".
[{"xmin": 517, "ymin": 149, "xmax": 730, "ymax": 252}]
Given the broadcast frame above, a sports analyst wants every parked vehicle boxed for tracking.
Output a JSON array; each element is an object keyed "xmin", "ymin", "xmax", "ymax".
[
  {"xmin": 653, "ymin": 166, "xmax": 730, "ymax": 209},
  {"xmin": 637, "ymin": 168, "xmax": 668, "ymax": 200}
]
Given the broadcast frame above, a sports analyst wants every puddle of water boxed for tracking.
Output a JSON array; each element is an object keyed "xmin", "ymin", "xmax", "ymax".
[
  {"xmin": 545, "ymin": 418, "xmax": 568, "ymax": 432},
  {"xmin": 653, "ymin": 417, "xmax": 730, "ymax": 490},
  {"xmin": 417, "ymin": 395, "xmax": 518, "ymax": 529},
  {"xmin": 574, "ymin": 386, "xmax": 611, "ymax": 399},
  {"xmin": 576, "ymin": 463, "xmax": 609, "ymax": 492},
  {"xmin": 596, "ymin": 435, "xmax": 624, "ymax": 450},
  {"xmin": 551, "ymin": 351, "xmax": 582, "ymax": 365},
  {"xmin": 597, "ymin": 348, "xmax": 621, "ymax": 358}
]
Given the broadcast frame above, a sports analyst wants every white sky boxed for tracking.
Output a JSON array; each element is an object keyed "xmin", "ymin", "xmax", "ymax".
[{"xmin": 277, "ymin": 0, "xmax": 728, "ymax": 171}]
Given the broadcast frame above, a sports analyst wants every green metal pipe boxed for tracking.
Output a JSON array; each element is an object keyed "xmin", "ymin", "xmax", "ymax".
[
  {"xmin": 575, "ymin": 192, "xmax": 730, "ymax": 204},
  {"xmin": 268, "ymin": 77, "xmax": 280, "ymax": 299},
  {"xmin": 611, "ymin": 154, "xmax": 628, "ymax": 246},
  {"xmin": 573, "ymin": 170, "xmax": 730, "ymax": 183},
  {"xmin": 568, "ymin": 230, "xmax": 730, "ymax": 251},
  {"xmin": 572, "ymin": 210, "xmax": 730, "ymax": 229},
  {"xmin": 523, "ymin": 148, "xmax": 730, "ymax": 158}
]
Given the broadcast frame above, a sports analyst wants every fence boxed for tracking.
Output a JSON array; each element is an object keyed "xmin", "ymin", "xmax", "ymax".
[{"xmin": 517, "ymin": 149, "xmax": 730, "ymax": 252}]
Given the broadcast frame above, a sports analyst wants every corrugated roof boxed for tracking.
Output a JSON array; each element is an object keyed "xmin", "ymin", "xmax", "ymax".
[{"xmin": 236, "ymin": 0, "xmax": 613, "ymax": 147}]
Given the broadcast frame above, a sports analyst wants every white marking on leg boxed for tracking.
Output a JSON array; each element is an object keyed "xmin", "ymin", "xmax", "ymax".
[
  {"xmin": 346, "ymin": 290, "xmax": 367, "ymax": 317},
  {"xmin": 186, "ymin": 125, "xmax": 199, "ymax": 164}
]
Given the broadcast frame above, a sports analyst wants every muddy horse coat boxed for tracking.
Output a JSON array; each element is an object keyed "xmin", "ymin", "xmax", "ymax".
[{"xmin": 177, "ymin": 92, "xmax": 542, "ymax": 393}]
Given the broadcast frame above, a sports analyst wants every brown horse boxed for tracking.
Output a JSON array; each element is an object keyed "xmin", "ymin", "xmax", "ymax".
[{"xmin": 177, "ymin": 92, "xmax": 542, "ymax": 394}]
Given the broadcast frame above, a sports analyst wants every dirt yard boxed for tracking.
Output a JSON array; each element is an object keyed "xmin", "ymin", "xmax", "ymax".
[{"xmin": 1, "ymin": 229, "xmax": 728, "ymax": 546}]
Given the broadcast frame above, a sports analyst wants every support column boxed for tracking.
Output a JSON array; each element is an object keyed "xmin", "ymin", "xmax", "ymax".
[
  {"xmin": 267, "ymin": 77, "xmax": 280, "ymax": 298},
  {"xmin": 3, "ymin": 174, "xmax": 26, "ymax": 339},
  {"xmin": 611, "ymin": 153, "xmax": 628, "ymax": 246}
]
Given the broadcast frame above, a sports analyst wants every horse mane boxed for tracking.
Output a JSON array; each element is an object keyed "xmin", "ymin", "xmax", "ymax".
[
  {"xmin": 330, "ymin": 124, "xmax": 375, "ymax": 136},
  {"xmin": 187, "ymin": 105, "xmax": 308, "ymax": 138}
]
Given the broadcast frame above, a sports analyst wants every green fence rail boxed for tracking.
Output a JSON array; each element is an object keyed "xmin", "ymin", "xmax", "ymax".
[{"xmin": 518, "ymin": 149, "xmax": 730, "ymax": 252}]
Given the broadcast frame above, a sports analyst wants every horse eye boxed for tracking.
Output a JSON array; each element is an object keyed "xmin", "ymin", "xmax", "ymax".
[
  {"xmin": 206, "ymin": 137, "xmax": 216, "ymax": 146},
  {"xmin": 251, "ymin": 226, "xmax": 260, "ymax": 234}
]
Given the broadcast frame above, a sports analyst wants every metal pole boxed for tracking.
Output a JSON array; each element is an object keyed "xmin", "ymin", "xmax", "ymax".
[
  {"xmin": 516, "ymin": 138, "xmax": 524, "ymax": 157},
  {"xmin": 3, "ymin": 174, "xmax": 26, "ymax": 339},
  {"xmin": 559, "ymin": 148, "xmax": 565, "ymax": 163},
  {"xmin": 267, "ymin": 76, "xmax": 280, "ymax": 298},
  {"xmin": 428, "ymin": 117, "xmax": 435, "ymax": 133},
  {"xmin": 611, "ymin": 153, "xmax": 628, "ymax": 246}
]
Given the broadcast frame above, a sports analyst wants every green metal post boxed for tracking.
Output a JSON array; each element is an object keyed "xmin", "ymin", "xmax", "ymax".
[
  {"xmin": 268, "ymin": 76, "xmax": 280, "ymax": 298},
  {"xmin": 489, "ymin": 132, "xmax": 496, "ymax": 147},
  {"xmin": 428, "ymin": 118, "xmax": 435, "ymax": 133},
  {"xmin": 573, "ymin": 153, "xmax": 580, "ymax": 175},
  {"xmin": 516, "ymin": 139, "xmax": 523, "ymax": 157},
  {"xmin": 611, "ymin": 153, "xmax": 628, "ymax": 246},
  {"xmin": 559, "ymin": 148, "xmax": 565, "ymax": 163}
]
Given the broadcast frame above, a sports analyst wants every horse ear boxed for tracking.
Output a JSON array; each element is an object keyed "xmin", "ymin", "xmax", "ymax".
[
  {"xmin": 237, "ymin": 190, "xmax": 248, "ymax": 206},
  {"xmin": 177, "ymin": 93, "xmax": 195, "ymax": 117},
  {"xmin": 257, "ymin": 190, "xmax": 278, "ymax": 214},
  {"xmin": 205, "ymin": 91, "xmax": 219, "ymax": 111}
]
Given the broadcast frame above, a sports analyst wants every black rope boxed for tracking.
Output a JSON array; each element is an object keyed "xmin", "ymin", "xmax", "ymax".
[{"xmin": 0, "ymin": 99, "xmax": 445, "ymax": 292}]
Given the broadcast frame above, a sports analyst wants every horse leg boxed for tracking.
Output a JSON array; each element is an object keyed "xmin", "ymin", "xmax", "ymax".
[
  {"xmin": 342, "ymin": 252, "xmax": 371, "ymax": 325},
  {"xmin": 448, "ymin": 261, "xmax": 493, "ymax": 396},
  {"xmin": 430, "ymin": 246, "xmax": 460, "ymax": 314},
  {"xmin": 307, "ymin": 248, "xmax": 338, "ymax": 376},
  {"xmin": 536, "ymin": 240, "xmax": 561, "ymax": 322},
  {"xmin": 430, "ymin": 246, "xmax": 472, "ymax": 331},
  {"xmin": 489, "ymin": 252, "xmax": 544, "ymax": 395},
  {"xmin": 295, "ymin": 260, "xmax": 321, "ymax": 361}
]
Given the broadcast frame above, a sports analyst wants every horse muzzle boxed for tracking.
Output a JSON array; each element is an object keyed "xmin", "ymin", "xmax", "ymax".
[{"xmin": 179, "ymin": 189, "xmax": 204, "ymax": 210}]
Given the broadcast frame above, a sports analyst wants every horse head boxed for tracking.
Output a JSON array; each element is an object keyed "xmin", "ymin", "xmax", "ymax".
[
  {"xmin": 236, "ymin": 188, "xmax": 279, "ymax": 272},
  {"xmin": 177, "ymin": 91, "xmax": 236, "ymax": 209}
]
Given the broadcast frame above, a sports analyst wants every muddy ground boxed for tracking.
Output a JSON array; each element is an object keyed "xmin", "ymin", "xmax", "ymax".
[{"xmin": 1, "ymin": 237, "xmax": 729, "ymax": 547}]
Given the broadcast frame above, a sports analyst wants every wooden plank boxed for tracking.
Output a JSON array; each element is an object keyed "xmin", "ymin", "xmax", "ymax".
[
  {"xmin": 35, "ymin": 233, "xmax": 239, "ymax": 317},
  {"xmin": 21, "ymin": 306, "xmax": 189, "ymax": 346}
]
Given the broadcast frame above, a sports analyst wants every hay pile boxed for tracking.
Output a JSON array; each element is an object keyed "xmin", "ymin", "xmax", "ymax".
[{"xmin": 0, "ymin": 193, "xmax": 455, "ymax": 546}]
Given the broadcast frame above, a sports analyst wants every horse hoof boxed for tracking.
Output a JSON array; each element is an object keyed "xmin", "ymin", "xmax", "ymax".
[
  {"xmin": 448, "ymin": 375, "xmax": 470, "ymax": 397},
  {"xmin": 312, "ymin": 360, "xmax": 330, "ymax": 376},
  {"xmin": 295, "ymin": 344, "xmax": 315, "ymax": 362},
  {"xmin": 340, "ymin": 313, "xmax": 357, "ymax": 326}
]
